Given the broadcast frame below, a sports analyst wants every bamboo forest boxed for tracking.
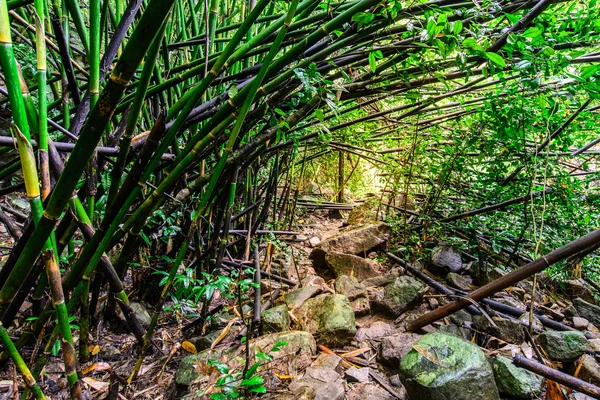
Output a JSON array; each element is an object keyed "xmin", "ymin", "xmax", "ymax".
[{"xmin": 1, "ymin": 0, "xmax": 600, "ymax": 397}]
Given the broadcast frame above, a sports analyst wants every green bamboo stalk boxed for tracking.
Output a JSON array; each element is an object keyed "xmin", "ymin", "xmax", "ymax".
[
  {"xmin": 0, "ymin": 0, "xmax": 177, "ymax": 320},
  {"xmin": 0, "ymin": 324, "xmax": 46, "ymax": 399},
  {"xmin": 41, "ymin": 250, "xmax": 83, "ymax": 400}
]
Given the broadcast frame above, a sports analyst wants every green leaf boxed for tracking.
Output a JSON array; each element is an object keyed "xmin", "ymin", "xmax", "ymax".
[
  {"xmin": 453, "ymin": 20, "xmax": 463, "ymax": 35},
  {"xmin": 368, "ymin": 52, "xmax": 377, "ymax": 73},
  {"xmin": 485, "ymin": 52, "xmax": 506, "ymax": 68},
  {"xmin": 522, "ymin": 26, "xmax": 542, "ymax": 38},
  {"xmin": 51, "ymin": 339, "xmax": 61, "ymax": 356},
  {"xmin": 241, "ymin": 376, "xmax": 264, "ymax": 387},
  {"xmin": 315, "ymin": 109, "xmax": 324, "ymax": 122}
]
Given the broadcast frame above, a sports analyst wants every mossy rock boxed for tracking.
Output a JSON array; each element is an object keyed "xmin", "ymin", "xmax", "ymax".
[
  {"xmin": 493, "ymin": 356, "xmax": 543, "ymax": 398},
  {"xmin": 538, "ymin": 330, "xmax": 587, "ymax": 361},
  {"xmin": 400, "ymin": 332, "xmax": 500, "ymax": 400}
]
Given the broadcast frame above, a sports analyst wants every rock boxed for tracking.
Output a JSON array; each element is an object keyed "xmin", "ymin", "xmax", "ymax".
[
  {"xmin": 296, "ymin": 294, "xmax": 357, "ymax": 346},
  {"xmin": 367, "ymin": 252, "xmax": 378, "ymax": 259},
  {"xmin": 450, "ymin": 309, "xmax": 472, "ymax": 325},
  {"xmin": 335, "ymin": 275, "xmax": 370, "ymax": 316},
  {"xmin": 574, "ymin": 298, "xmax": 600, "ymax": 327},
  {"xmin": 188, "ymin": 329, "xmax": 236, "ymax": 352},
  {"xmin": 565, "ymin": 304, "xmax": 579, "ymax": 318},
  {"xmin": 335, "ymin": 275, "xmax": 366, "ymax": 300},
  {"xmin": 372, "ymin": 276, "xmax": 425, "ymax": 317},
  {"xmin": 311, "ymin": 353, "xmax": 343, "ymax": 374},
  {"xmin": 356, "ymin": 321, "xmax": 393, "ymax": 341},
  {"xmin": 301, "ymin": 275, "xmax": 326, "ymax": 287},
  {"xmin": 309, "ymin": 223, "xmax": 391, "ymax": 266},
  {"xmin": 473, "ymin": 315, "xmax": 524, "ymax": 343},
  {"xmin": 279, "ymin": 286, "xmax": 321, "ymax": 310},
  {"xmin": 587, "ymin": 338, "xmax": 600, "ymax": 352},
  {"xmin": 345, "ymin": 366, "xmax": 370, "ymax": 383},
  {"xmin": 488, "ymin": 268, "xmax": 507, "ymax": 281},
  {"xmin": 346, "ymin": 383, "xmax": 399, "ymax": 400},
  {"xmin": 574, "ymin": 317, "xmax": 590, "ymax": 330},
  {"xmin": 576, "ymin": 355, "xmax": 600, "ymax": 386},
  {"xmin": 492, "ymin": 355, "xmax": 543, "ymax": 398},
  {"xmin": 176, "ymin": 331, "xmax": 316, "ymax": 386},
  {"xmin": 446, "ymin": 272, "xmax": 473, "ymax": 291},
  {"xmin": 262, "ymin": 304, "xmax": 290, "ymax": 333},
  {"xmin": 538, "ymin": 331, "xmax": 587, "ymax": 361},
  {"xmin": 399, "ymin": 332, "xmax": 500, "ymax": 400},
  {"xmin": 324, "ymin": 252, "xmax": 380, "ymax": 281},
  {"xmin": 518, "ymin": 313, "xmax": 543, "ymax": 331},
  {"xmin": 269, "ymin": 386, "xmax": 317, "ymax": 400},
  {"xmin": 362, "ymin": 268, "xmax": 401, "ymax": 287},
  {"xmin": 378, "ymin": 333, "xmax": 422, "ymax": 367},
  {"xmin": 563, "ymin": 280, "xmax": 595, "ymax": 302},
  {"xmin": 431, "ymin": 245, "xmax": 463, "ymax": 273},
  {"xmin": 569, "ymin": 394, "xmax": 596, "ymax": 400},
  {"xmin": 439, "ymin": 324, "xmax": 472, "ymax": 341},
  {"xmin": 130, "ymin": 302, "xmax": 151, "ymax": 327},
  {"xmin": 309, "ymin": 237, "xmax": 321, "ymax": 247},
  {"xmin": 347, "ymin": 197, "xmax": 380, "ymax": 226},
  {"xmin": 289, "ymin": 367, "xmax": 345, "ymax": 400}
]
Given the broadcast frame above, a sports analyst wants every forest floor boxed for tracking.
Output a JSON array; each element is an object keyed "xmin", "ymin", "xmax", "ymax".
[{"xmin": 0, "ymin": 197, "xmax": 599, "ymax": 400}]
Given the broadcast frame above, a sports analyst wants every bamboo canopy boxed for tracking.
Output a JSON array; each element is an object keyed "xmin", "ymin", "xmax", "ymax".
[{"xmin": 0, "ymin": 0, "xmax": 599, "ymax": 395}]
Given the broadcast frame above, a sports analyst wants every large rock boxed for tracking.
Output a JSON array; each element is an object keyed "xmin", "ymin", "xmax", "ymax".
[
  {"xmin": 262, "ymin": 304, "xmax": 290, "ymax": 333},
  {"xmin": 378, "ymin": 333, "xmax": 422, "ymax": 367},
  {"xmin": 324, "ymin": 252, "xmax": 380, "ymax": 281},
  {"xmin": 473, "ymin": 315, "xmax": 525, "ymax": 344},
  {"xmin": 399, "ymin": 332, "xmax": 500, "ymax": 400},
  {"xmin": 279, "ymin": 286, "xmax": 321, "ymax": 310},
  {"xmin": 346, "ymin": 383, "xmax": 400, "ymax": 400},
  {"xmin": 431, "ymin": 245, "xmax": 463, "ymax": 273},
  {"xmin": 538, "ymin": 331, "xmax": 587, "ymax": 361},
  {"xmin": 372, "ymin": 276, "xmax": 425, "ymax": 317},
  {"xmin": 296, "ymin": 294, "xmax": 357, "ymax": 346},
  {"xmin": 347, "ymin": 197, "xmax": 380, "ymax": 226},
  {"xmin": 446, "ymin": 272, "xmax": 473, "ymax": 291},
  {"xmin": 335, "ymin": 275, "xmax": 370, "ymax": 316},
  {"xmin": 574, "ymin": 298, "xmax": 600, "ymax": 327},
  {"xmin": 576, "ymin": 355, "xmax": 600, "ymax": 386},
  {"xmin": 176, "ymin": 331, "xmax": 316, "ymax": 386},
  {"xmin": 288, "ymin": 367, "xmax": 345, "ymax": 400},
  {"xmin": 492, "ymin": 356, "xmax": 543, "ymax": 398},
  {"xmin": 563, "ymin": 280, "xmax": 595, "ymax": 302},
  {"xmin": 309, "ymin": 223, "xmax": 391, "ymax": 266}
]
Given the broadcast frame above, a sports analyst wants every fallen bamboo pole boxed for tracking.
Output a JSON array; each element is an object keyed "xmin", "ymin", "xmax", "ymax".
[
  {"xmin": 513, "ymin": 355, "xmax": 600, "ymax": 399},
  {"xmin": 407, "ymin": 227, "xmax": 600, "ymax": 332}
]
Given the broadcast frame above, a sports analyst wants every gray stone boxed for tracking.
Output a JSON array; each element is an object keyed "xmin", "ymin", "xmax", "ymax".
[
  {"xmin": 309, "ymin": 237, "xmax": 321, "ymax": 247},
  {"xmin": 492, "ymin": 355, "xmax": 543, "ymax": 398},
  {"xmin": 372, "ymin": 276, "xmax": 425, "ymax": 317},
  {"xmin": 399, "ymin": 332, "xmax": 500, "ymax": 400},
  {"xmin": 473, "ymin": 315, "xmax": 524, "ymax": 344},
  {"xmin": 356, "ymin": 321, "xmax": 393, "ymax": 341},
  {"xmin": 450, "ymin": 309, "xmax": 472, "ymax": 325},
  {"xmin": 362, "ymin": 268, "xmax": 401, "ymax": 287},
  {"xmin": 309, "ymin": 223, "xmax": 391, "ymax": 266},
  {"xmin": 574, "ymin": 298, "xmax": 600, "ymax": 327},
  {"xmin": 311, "ymin": 353, "xmax": 343, "ymax": 374},
  {"xmin": 296, "ymin": 294, "xmax": 357, "ymax": 346},
  {"xmin": 347, "ymin": 197, "xmax": 380, "ymax": 226},
  {"xmin": 587, "ymin": 338, "xmax": 600, "ymax": 352},
  {"xmin": 176, "ymin": 331, "xmax": 316, "ymax": 386},
  {"xmin": 130, "ymin": 302, "xmax": 151, "ymax": 328},
  {"xmin": 324, "ymin": 252, "xmax": 380, "ymax": 281},
  {"xmin": 345, "ymin": 366, "xmax": 370, "ymax": 383},
  {"xmin": 538, "ymin": 330, "xmax": 587, "ymax": 361},
  {"xmin": 576, "ymin": 354, "xmax": 600, "ymax": 386},
  {"xmin": 335, "ymin": 275, "xmax": 366, "ymax": 300},
  {"xmin": 349, "ymin": 296, "xmax": 370, "ymax": 316},
  {"xmin": 262, "ymin": 304, "xmax": 290, "ymax": 333},
  {"xmin": 446, "ymin": 272, "xmax": 473, "ymax": 291},
  {"xmin": 346, "ymin": 383, "xmax": 400, "ymax": 400},
  {"xmin": 431, "ymin": 245, "xmax": 463, "ymax": 273},
  {"xmin": 439, "ymin": 323, "xmax": 472, "ymax": 341},
  {"xmin": 289, "ymin": 367, "xmax": 345, "ymax": 400},
  {"xmin": 564, "ymin": 280, "xmax": 595, "ymax": 302},
  {"xmin": 378, "ymin": 333, "xmax": 422, "ymax": 367},
  {"xmin": 574, "ymin": 317, "xmax": 590, "ymax": 330},
  {"xmin": 279, "ymin": 286, "xmax": 321, "ymax": 310},
  {"xmin": 188, "ymin": 329, "xmax": 235, "ymax": 352}
]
